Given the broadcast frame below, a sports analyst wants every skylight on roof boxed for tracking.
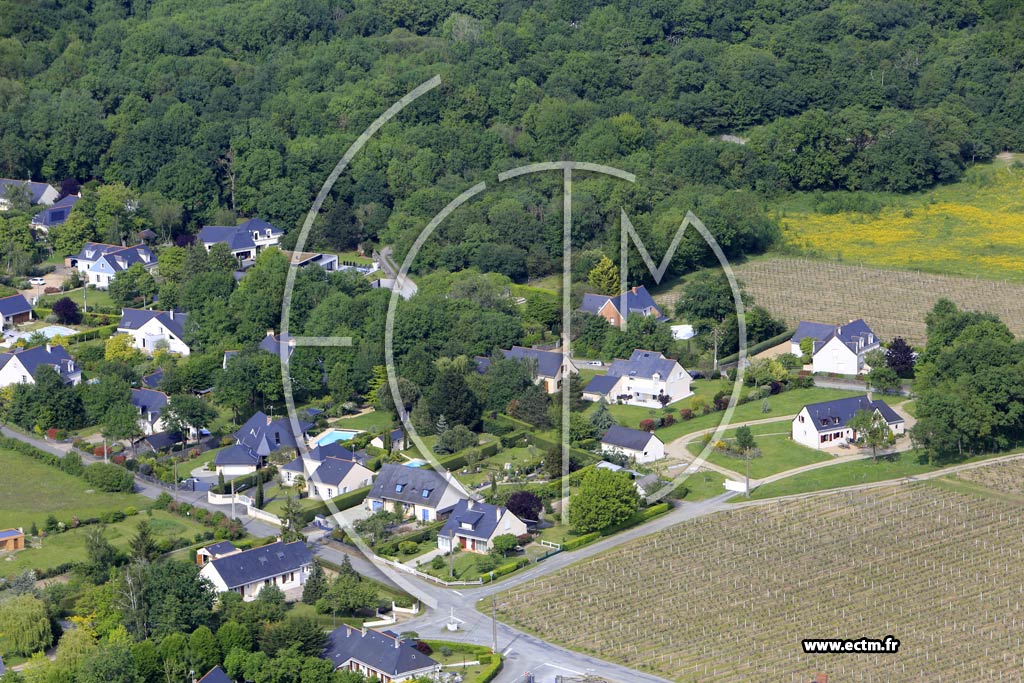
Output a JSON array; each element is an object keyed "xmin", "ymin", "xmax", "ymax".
[
  {"xmin": 421, "ymin": 489, "xmax": 431, "ymax": 498},
  {"xmin": 395, "ymin": 483, "xmax": 404, "ymax": 492}
]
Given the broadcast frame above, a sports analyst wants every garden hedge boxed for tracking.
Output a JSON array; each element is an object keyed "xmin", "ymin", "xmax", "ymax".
[
  {"xmin": 296, "ymin": 485, "xmax": 372, "ymax": 525},
  {"xmin": 718, "ymin": 328, "xmax": 796, "ymax": 367}
]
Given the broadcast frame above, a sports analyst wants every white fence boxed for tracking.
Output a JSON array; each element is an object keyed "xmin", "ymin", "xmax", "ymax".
[
  {"xmin": 206, "ymin": 491, "xmax": 280, "ymax": 526},
  {"xmin": 377, "ymin": 557, "xmax": 483, "ymax": 587}
]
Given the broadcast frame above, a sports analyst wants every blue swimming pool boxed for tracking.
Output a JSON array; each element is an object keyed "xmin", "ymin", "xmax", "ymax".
[{"xmin": 314, "ymin": 428, "xmax": 361, "ymax": 446}]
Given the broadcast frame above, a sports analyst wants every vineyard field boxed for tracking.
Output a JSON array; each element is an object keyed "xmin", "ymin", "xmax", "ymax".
[
  {"xmin": 729, "ymin": 257, "xmax": 1024, "ymax": 345},
  {"xmin": 494, "ymin": 480, "xmax": 1024, "ymax": 682}
]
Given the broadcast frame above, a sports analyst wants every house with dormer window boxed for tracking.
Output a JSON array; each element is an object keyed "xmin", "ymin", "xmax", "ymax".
[
  {"xmin": 321, "ymin": 626, "xmax": 441, "ymax": 682},
  {"xmin": 198, "ymin": 218, "xmax": 283, "ymax": 261},
  {"xmin": 578, "ymin": 285, "xmax": 668, "ymax": 327},
  {"xmin": 198, "ymin": 540, "xmax": 312, "ymax": 601},
  {"xmin": 131, "ymin": 388, "xmax": 169, "ymax": 435},
  {"xmin": 791, "ymin": 319, "xmax": 880, "ymax": 375},
  {"xmin": 582, "ymin": 349, "xmax": 692, "ymax": 408},
  {"xmin": 117, "ymin": 308, "xmax": 190, "ymax": 356},
  {"xmin": 0, "ymin": 344, "xmax": 80, "ymax": 388},
  {"xmin": 436, "ymin": 499, "xmax": 527, "ymax": 554},
  {"xmin": 68, "ymin": 242, "xmax": 156, "ymax": 289},
  {"xmin": 792, "ymin": 394, "xmax": 905, "ymax": 449},
  {"xmin": 365, "ymin": 463, "xmax": 465, "ymax": 522}
]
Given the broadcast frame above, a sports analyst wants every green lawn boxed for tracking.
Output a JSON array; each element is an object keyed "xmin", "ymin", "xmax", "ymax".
[
  {"xmin": 741, "ymin": 452, "xmax": 934, "ymax": 500},
  {"xmin": 423, "ymin": 643, "xmax": 501, "ymax": 683},
  {"xmin": 329, "ymin": 410, "xmax": 394, "ymax": 433},
  {"xmin": 263, "ymin": 487, "xmax": 324, "ymax": 517},
  {"xmin": 902, "ymin": 400, "xmax": 917, "ymax": 417},
  {"xmin": 333, "ymin": 250, "xmax": 375, "ymax": 266},
  {"xmin": 176, "ymin": 446, "xmax": 221, "ymax": 477},
  {"xmin": 0, "ymin": 448, "xmax": 143, "ymax": 530},
  {"xmin": 1, "ymin": 510, "xmax": 206, "ymax": 576},
  {"xmin": 651, "ymin": 387, "xmax": 864, "ymax": 442},
  {"xmin": 691, "ymin": 432, "xmax": 831, "ymax": 479},
  {"xmin": 674, "ymin": 470, "xmax": 728, "ymax": 502},
  {"xmin": 38, "ymin": 286, "xmax": 118, "ymax": 311}
]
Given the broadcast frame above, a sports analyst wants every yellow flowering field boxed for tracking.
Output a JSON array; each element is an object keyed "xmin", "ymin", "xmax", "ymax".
[{"xmin": 776, "ymin": 157, "xmax": 1024, "ymax": 281}]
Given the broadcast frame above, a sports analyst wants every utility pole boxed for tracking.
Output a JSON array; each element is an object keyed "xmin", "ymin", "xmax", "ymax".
[
  {"xmin": 173, "ymin": 458, "xmax": 178, "ymax": 503},
  {"xmin": 491, "ymin": 594, "xmax": 498, "ymax": 654},
  {"xmin": 745, "ymin": 447, "xmax": 750, "ymax": 498},
  {"xmin": 231, "ymin": 479, "xmax": 236, "ymax": 520},
  {"xmin": 448, "ymin": 531, "xmax": 455, "ymax": 579},
  {"xmin": 712, "ymin": 326, "xmax": 719, "ymax": 373}
]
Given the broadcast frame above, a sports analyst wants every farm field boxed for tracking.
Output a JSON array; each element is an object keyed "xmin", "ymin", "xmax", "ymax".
[
  {"xmin": 730, "ymin": 256, "xmax": 1024, "ymax": 345},
  {"xmin": 493, "ymin": 479, "xmax": 1024, "ymax": 682},
  {"xmin": 0, "ymin": 448, "xmax": 142, "ymax": 529},
  {"xmin": 1, "ymin": 510, "xmax": 206, "ymax": 576},
  {"xmin": 774, "ymin": 156, "xmax": 1024, "ymax": 282},
  {"xmin": 953, "ymin": 458, "xmax": 1024, "ymax": 497}
]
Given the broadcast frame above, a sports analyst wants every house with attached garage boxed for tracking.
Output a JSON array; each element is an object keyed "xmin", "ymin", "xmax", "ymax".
[
  {"xmin": 199, "ymin": 540, "xmax": 313, "ymax": 601},
  {"xmin": 0, "ymin": 344, "xmax": 80, "ymax": 387},
  {"xmin": 117, "ymin": 308, "xmax": 190, "ymax": 355},
  {"xmin": 578, "ymin": 285, "xmax": 669, "ymax": 327},
  {"xmin": 437, "ymin": 499, "xmax": 527, "ymax": 554},
  {"xmin": 474, "ymin": 345, "xmax": 576, "ymax": 394},
  {"xmin": 195, "ymin": 541, "xmax": 240, "ymax": 566},
  {"xmin": 68, "ymin": 242, "xmax": 156, "ymax": 289},
  {"xmin": 214, "ymin": 410, "xmax": 312, "ymax": 476},
  {"xmin": 131, "ymin": 388, "xmax": 169, "ymax": 435},
  {"xmin": 0, "ymin": 294, "xmax": 33, "ymax": 329},
  {"xmin": 282, "ymin": 250, "xmax": 340, "ymax": 272},
  {"xmin": 322, "ymin": 625, "xmax": 441, "ymax": 683},
  {"xmin": 0, "ymin": 178, "xmax": 59, "ymax": 210},
  {"xmin": 198, "ymin": 218, "xmax": 283, "ymax": 261},
  {"xmin": 791, "ymin": 319, "xmax": 880, "ymax": 375},
  {"xmin": 601, "ymin": 424, "xmax": 665, "ymax": 464},
  {"xmin": 582, "ymin": 349, "xmax": 692, "ymax": 408},
  {"xmin": 792, "ymin": 394, "xmax": 905, "ymax": 450},
  {"xmin": 370, "ymin": 427, "xmax": 406, "ymax": 451},
  {"xmin": 365, "ymin": 463, "xmax": 466, "ymax": 522}
]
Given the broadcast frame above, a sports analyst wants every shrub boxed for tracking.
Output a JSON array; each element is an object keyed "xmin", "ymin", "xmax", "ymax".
[
  {"xmin": 82, "ymin": 463, "xmax": 134, "ymax": 492},
  {"xmin": 413, "ymin": 641, "xmax": 433, "ymax": 655},
  {"xmin": 638, "ymin": 419, "xmax": 656, "ymax": 432},
  {"xmin": 679, "ymin": 408, "xmax": 693, "ymax": 420},
  {"xmin": 662, "ymin": 414, "xmax": 676, "ymax": 427},
  {"xmin": 399, "ymin": 541, "xmax": 419, "ymax": 555},
  {"xmin": 46, "ymin": 427, "xmax": 58, "ymax": 440},
  {"xmin": 431, "ymin": 555, "xmax": 445, "ymax": 570}
]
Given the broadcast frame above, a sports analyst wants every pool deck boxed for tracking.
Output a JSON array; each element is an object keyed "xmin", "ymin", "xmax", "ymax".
[{"xmin": 309, "ymin": 427, "xmax": 363, "ymax": 448}]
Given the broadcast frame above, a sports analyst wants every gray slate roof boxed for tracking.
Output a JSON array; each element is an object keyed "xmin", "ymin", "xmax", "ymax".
[
  {"xmin": 0, "ymin": 344, "xmax": 77, "ymax": 383},
  {"xmin": 199, "ymin": 218, "xmax": 282, "ymax": 252},
  {"xmin": 322, "ymin": 626, "xmax": 439, "ymax": 677},
  {"xmin": 502, "ymin": 346, "xmax": 563, "ymax": 378},
  {"xmin": 208, "ymin": 540, "xmax": 312, "ymax": 590},
  {"xmin": 0, "ymin": 293, "xmax": 32, "ymax": 317},
  {"xmin": 578, "ymin": 285, "xmax": 667, "ymax": 321},
  {"xmin": 815, "ymin": 318, "xmax": 877, "ymax": 354},
  {"xmin": 234, "ymin": 411, "xmax": 309, "ymax": 456},
  {"xmin": 583, "ymin": 374, "xmax": 619, "ymax": 395},
  {"xmin": 142, "ymin": 368, "xmax": 163, "ymax": 388},
  {"xmin": 0, "ymin": 178, "xmax": 55, "ymax": 204},
  {"xmin": 214, "ymin": 443, "xmax": 260, "ymax": 466},
  {"xmin": 368, "ymin": 463, "xmax": 451, "ymax": 509},
  {"xmin": 602, "ymin": 424, "xmax": 658, "ymax": 451},
  {"xmin": 791, "ymin": 321, "xmax": 836, "ymax": 345},
  {"xmin": 197, "ymin": 666, "xmax": 232, "ymax": 683},
  {"xmin": 607, "ymin": 349, "xmax": 679, "ymax": 380},
  {"xmin": 311, "ymin": 457, "xmax": 362, "ymax": 487},
  {"xmin": 31, "ymin": 194, "xmax": 78, "ymax": 227},
  {"xmin": 802, "ymin": 394, "xmax": 904, "ymax": 433},
  {"xmin": 439, "ymin": 499, "xmax": 516, "ymax": 541},
  {"xmin": 201, "ymin": 541, "xmax": 238, "ymax": 556},
  {"xmin": 117, "ymin": 308, "xmax": 187, "ymax": 341},
  {"xmin": 131, "ymin": 388, "xmax": 168, "ymax": 420},
  {"xmin": 259, "ymin": 331, "xmax": 294, "ymax": 359}
]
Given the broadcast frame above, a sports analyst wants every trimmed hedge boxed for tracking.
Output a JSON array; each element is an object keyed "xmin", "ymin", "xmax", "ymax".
[
  {"xmin": 422, "ymin": 640, "xmax": 503, "ymax": 681},
  {"xmin": 212, "ymin": 466, "xmax": 277, "ymax": 494},
  {"xmin": 479, "ymin": 556, "xmax": 530, "ymax": 583},
  {"xmin": 561, "ymin": 532, "xmax": 600, "ymax": 551},
  {"xmin": 296, "ymin": 485, "xmax": 371, "ymax": 525},
  {"xmin": 598, "ymin": 502, "xmax": 671, "ymax": 537}
]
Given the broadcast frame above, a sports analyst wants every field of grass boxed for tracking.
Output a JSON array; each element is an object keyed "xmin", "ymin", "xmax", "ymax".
[
  {"xmin": 742, "ymin": 451, "xmax": 934, "ymax": 500},
  {"xmin": 38, "ymin": 286, "xmax": 118, "ymax": 311},
  {"xmin": 454, "ymin": 446, "xmax": 541, "ymax": 488},
  {"xmin": 692, "ymin": 433, "xmax": 830, "ymax": 480},
  {"xmin": 0, "ymin": 448, "xmax": 143, "ymax": 530},
  {"xmin": 650, "ymin": 387, "xmax": 862, "ymax": 443},
  {"xmin": 674, "ymin": 470, "xmax": 727, "ymax": 502},
  {"xmin": 494, "ymin": 480, "xmax": 1024, "ymax": 682},
  {"xmin": 0, "ymin": 510, "xmax": 206, "ymax": 576},
  {"xmin": 774, "ymin": 157, "xmax": 1024, "ymax": 282},
  {"xmin": 731, "ymin": 256, "xmax": 1024, "ymax": 345},
  {"xmin": 329, "ymin": 410, "xmax": 394, "ymax": 433}
]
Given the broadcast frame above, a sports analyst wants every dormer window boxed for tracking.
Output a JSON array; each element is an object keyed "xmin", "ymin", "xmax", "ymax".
[
  {"xmin": 395, "ymin": 483, "xmax": 405, "ymax": 493},
  {"xmin": 460, "ymin": 521, "xmax": 473, "ymax": 530},
  {"xmin": 421, "ymin": 488, "xmax": 431, "ymax": 498}
]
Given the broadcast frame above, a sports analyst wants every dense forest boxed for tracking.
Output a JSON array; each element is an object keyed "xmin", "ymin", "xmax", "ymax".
[{"xmin": 1, "ymin": 0, "xmax": 1021, "ymax": 282}]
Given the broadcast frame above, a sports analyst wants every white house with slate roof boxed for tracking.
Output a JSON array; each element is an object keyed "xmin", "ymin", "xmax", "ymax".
[
  {"xmin": 792, "ymin": 319, "xmax": 880, "ymax": 375},
  {"xmin": 68, "ymin": 242, "xmax": 156, "ymax": 289},
  {"xmin": 322, "ymin": 625, "xmax": 441, "ymax": 682},
  {"xmin": 117, "ymin": 308, "xmax": 190, "ymax": 355},
  {"xmin": 195, "ymin": 541, "xmax": 240, "ymax": 566},
  {"xmin": 437, "ymin": 499, "xmax": 527, "ymax": 554},
  {"xmin": 601, "ymin": 425, "xmax": 665, "ymax": 463},
  {"xmin": 31, "ymin": 194, "xmax": 79, "ymax": 232},
  {"xmin": 792, "ymin": 394, "xmax": 905, "ymax": 449},
  {"xmin": 199, "ymin": 540, "xmax": 312, "ymax": 601},
  {"xmin": 0, "ymin": 344, "xmax": 80, "ymax": 388},
  {"xmin": 215, "ymin": 411, "xmax": 312, "ymax": 476},
  {"xmin": 280, "ymin": 443, "xmax": 373, "ymax": 501},
  {"xmin": 366, "ymin": 463, "xmax": 466, "ymax": 522},
  {"xmin": 131, "ymin": 388, "xmax": 169, "ymax": 435},
  {"xmin": 196, "ymin": 666, "xmax": 232, "ymax": 683},
  {"xmin": 582, "ymin": 349, "xmax": 692, "ymax": 408},
  {"xmin": 198, "ymin": 218, "xmax": 283, "ymax": 261}
]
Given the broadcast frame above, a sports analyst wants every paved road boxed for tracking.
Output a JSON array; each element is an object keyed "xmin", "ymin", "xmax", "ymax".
[
  {"xmin": 354, "ymin": 493, "xmax": 735, "ymax": 683},
  {"xmin": 378, "ymin": 246, "xmax": 418, "ymax": 299}
]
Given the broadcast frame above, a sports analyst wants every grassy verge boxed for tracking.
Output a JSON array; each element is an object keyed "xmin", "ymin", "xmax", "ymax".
[
  {"xmin": 691, "ymin": 434, "xmax": 831, "ymax": 479},
  {"xmin": 673, "ymin": 470, "xmax": 727, "ymax": 502}
]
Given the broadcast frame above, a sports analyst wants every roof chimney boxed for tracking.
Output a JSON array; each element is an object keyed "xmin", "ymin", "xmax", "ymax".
[
  {"xmin": 394, "ymin": 637, "xmax": 400, "ymax": 649},
  {"xmin": 267, "ymin": 414, "xmax": 273, "ymax": 425},
  {"xmin": 360, "ymin": 626, "xmax": 366, "ymax": 637},
  {"xmin": 267, "ymin": 329, "xmax": 275, "ymax": 337},
  {"xmin": 467, "ymin": 499, "xmax": 473, "ymax": 510},
  {"xmin": 169, "ymin": 309, "xmax": 174, "ymax": 320},
  {"xmin": 345, "ymin": 625, "xmax": 352, "ymax": 636},
  {"xmin": 631, "ymin": 286, "xmax": 638, "ymax": 294},
  {"xmin": 495, "ymin": 508, "xmax": 500, "ymax": 521},
  {"xmin": 45, "ymin": 343, "xmax": 51, "ymax": 354}
]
